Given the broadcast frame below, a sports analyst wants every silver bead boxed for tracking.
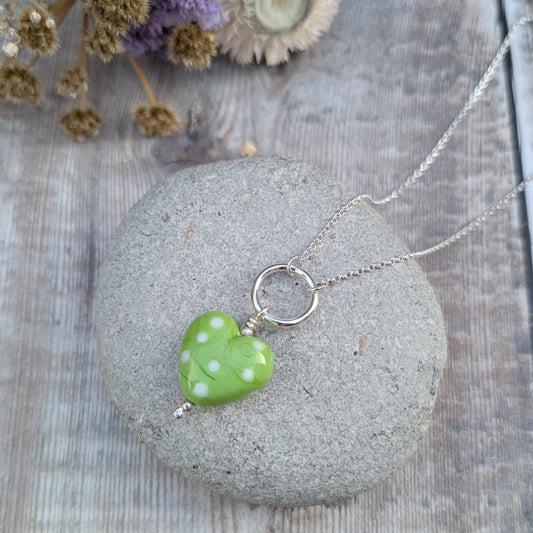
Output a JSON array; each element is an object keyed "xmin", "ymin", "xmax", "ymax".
[
  {"xmin": 240, "ymin": 309, "xmax": 268, "ymax": 336},
  {"xmin": 174, "ymin": 402, "xmax": 194, "ymax": 419}
]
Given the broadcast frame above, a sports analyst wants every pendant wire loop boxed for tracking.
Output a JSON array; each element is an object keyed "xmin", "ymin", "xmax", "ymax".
[
  {"xmin": 287, "ymin": 255, "xmax": 304, "ymax": 275},
  {"xmin": 251, "ymin": 263, "xmax": 319, "ymax": 327}
]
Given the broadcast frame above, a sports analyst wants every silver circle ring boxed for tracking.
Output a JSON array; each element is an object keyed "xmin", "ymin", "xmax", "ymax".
[{"xmin": 251, "ymin": 263, "xmax": 320, "ymax": 327}]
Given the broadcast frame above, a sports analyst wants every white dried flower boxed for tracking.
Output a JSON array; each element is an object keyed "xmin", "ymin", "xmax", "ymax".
[
  {"xmin": 45, "ymin": 18, "xmax": 56, "ymax": 29},
  {"xmin": 2, "ymin": 41, "xmax": 18, "ymax": 58},
  {"xmin": 216, "ymin": 0, "xmax": 340, "ymax": 66},
  {"xmin": 30, "ymin": 10, "xmax": 42, "ymax": 24},
  {"xmin": 0, "ymin": 21, "xmax": 17, "ymax": 40},
  {"xmin": 240, "ymin": 140, "xmax": 258, "ymax": 158}
]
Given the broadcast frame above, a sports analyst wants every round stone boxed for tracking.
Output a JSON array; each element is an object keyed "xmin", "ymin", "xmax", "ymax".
[{"xmin": 95, "ymin": 156, "xmax": 447, "ymax": 507}]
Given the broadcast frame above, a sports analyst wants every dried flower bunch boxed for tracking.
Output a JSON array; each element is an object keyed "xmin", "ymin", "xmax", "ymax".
[{"xmin": 1, "ymin": 0, "xmax": 340, "ymax": 141}]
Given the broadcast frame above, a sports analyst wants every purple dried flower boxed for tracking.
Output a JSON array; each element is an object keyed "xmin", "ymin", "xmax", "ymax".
[
  {"xmin": 123, "ymin": 0, "xmax": 227, "ymax": 59},
  {"xmin": 168, "ymin": 0, "xmax": 227, "ymax": 29}
]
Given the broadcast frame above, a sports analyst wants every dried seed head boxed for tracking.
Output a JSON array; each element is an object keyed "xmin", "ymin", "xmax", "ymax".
[
  {"xmin": 60, "ymin": 108, "xmax": 102, "ymax": 141},
  {"xmin": 85, "ymin": 0, "xmax": 150, "ymax": 35},
  {"xmin": 57, "ymin": 66, "xmax": 88, "ymax": 98},
  {"xmin": 45, "ymin": 18, "xmax": 56, "ymax": 29},
  {"xmin": 168, "ymin": 24, "xmax": 217, "ymax": 70},
  {"xmin": 29, "ymin": 10, "xmax": 41, "ymax": 24},
  {"xmin": 133, "ymin": 105, "xmax": 180, "ymax": 137},
  {"xmin": 240, "ymin": 141, "xmax": 258, "ymax": 158},
  {"xmin": 1, "ymin": 11, "xmax": 19, "ymax": 60},
  {"xmin": 2, "ymin": 41, "xmax": 18, "ymax": 58},
  {"xmin": 18, "ymin": 4, "xmax": 59, "ymax": 55},
  {"xmin": 1, "ymin": 25, "xmax": 18, "ymax": 41},
  {"xmin": 0, "ymin": 60, "xmax": 42, "ymax": 104},
  {"xmin": 86, "ymin": 23, "xmax": 124, "ymax": 62}
]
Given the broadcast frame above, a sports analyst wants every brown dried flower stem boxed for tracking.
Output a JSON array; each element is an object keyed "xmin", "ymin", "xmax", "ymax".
[
  {"xmin": 128, "ymin": 58, "xmax": 179, "ymax": 137},
  {"xmin": 78, "ymin": 11, "xmax": 89, "ymax": 66},
  {"xmin": 49, "ymin": 0, "xmax": 78, "ymax": 27},
  {"xmin": 78, "ymin": 13, "xmax": 89, "ymax": 110},
  {"xmin": 59, "ymin": 8, "xmax": 101, "ymax": 141},
  {"xmin": 128, "ymin": 56, "xmax": 156, "ymax": 106},
  {"xmin": 27, "ymin": 55, "xmax": 40, "ymax": 69},
  {"xmin": 79, "ymin": 85, "xmax": 87, "ymax": 110}
]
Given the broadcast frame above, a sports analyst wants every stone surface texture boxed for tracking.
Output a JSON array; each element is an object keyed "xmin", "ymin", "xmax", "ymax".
[{"xmin": 95, "ymin": 156, "xmax": 447, "ymax": 507}]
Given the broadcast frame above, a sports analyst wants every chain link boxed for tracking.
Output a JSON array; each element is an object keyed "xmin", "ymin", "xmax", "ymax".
[{"xmin": 298, "ymin": 16, "xmax": 533, "ymax": 290}]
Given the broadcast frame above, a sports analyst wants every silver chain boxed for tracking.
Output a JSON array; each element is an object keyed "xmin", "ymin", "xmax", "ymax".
[{"xmin": 295, "ymin": 16, "xmax": 533, "ymax": 291}]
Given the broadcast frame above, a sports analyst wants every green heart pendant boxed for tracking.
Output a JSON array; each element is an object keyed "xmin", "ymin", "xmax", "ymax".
[
  {"xmin": 174, "ymin": 263, "xmax": 320, "ymax": 418},
  {"xmin": 178, "ymin": 312, "xmax": 274, "ymax": 408}
]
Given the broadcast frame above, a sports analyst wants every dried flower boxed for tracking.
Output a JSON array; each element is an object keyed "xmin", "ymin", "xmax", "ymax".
[
  {"xmin": 2, "ymin": 41, "xmax": 18, "ymax": 58},
  {"xmin": 60, "ymin": 108, "xmax": 102, "ymax": 140},
  {"xmin": 168, "ymin": 24, "xmax": 216, "ymax": 69},
  {"xmin": 0, "ymin": 22, "xmax": 16, "ymax": 40},
  {"xmin": 86, "ymin": 23, "xmax": 124, "ymax": 62},
  {"xmin": 240, "ymin": 140, "xmax": 257, "ymax": 158},
  {"xmin": 1, "ymin": 3, "xmax": 19, "ymax": 59},
  {"xmin": 123, "ymin": 0, "xmax": 226, "ymax": 59},
  {"xmin": 127, "ymin": 55, "xmax": 180, "ymax": 136},
  {"xmin": 133, "ymin": 104, "xmax": 180, "ymax": 136},
  {"xmin": 29, "ymin": 10, "xmax": 42, "ymax": 24},
  {"xmin": 85, "ymin": 0, "xmax": 150, "ymax": 34},
  {"xmin": 1, "ymin": 0, "xmax": 335, "ymax": 140},
  {"xmin": 215, "ymin": 0, "xmax": 339, "ymax": 65},
  {"xmin": 57, "ymin": 66, "xmax": 88, "ymax": 98},
  {"xmin": 18, "ymin": 3, "xmax": 59, "ymax": 55},
  {"xmin": 0, "ymin": 60, "xmax": 42, "ymax": 104}
]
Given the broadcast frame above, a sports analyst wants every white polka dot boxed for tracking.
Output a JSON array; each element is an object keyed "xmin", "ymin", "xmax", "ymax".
[
  {"xmin": 207, "ymin": 360, "xmax": 220, "ymax": 372},
  {"xmin": 210, "ymin": 316, "xmax": 224, "ymax": 329},
  {"xmin": 193, "ymin": 382, "xmax": 209, "ymax": 397},
  {"xmin": 181, "ymin": 350, "xmax": 190, "ymax": 362},
  {"xmin": 242, "ymin": 368, "xmax": 254, "ymax": 382},
  {"xmin": 253, "ymin": 340, "xmax": 264, "ymax": 351},
  {"xmin": 197, "ymin": 332, "xmax": 208, "ymax": 343}
]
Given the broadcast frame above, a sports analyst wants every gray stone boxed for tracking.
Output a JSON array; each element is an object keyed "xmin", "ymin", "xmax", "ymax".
[{"xmin": 95, "ymin": 156, "xmax": 447, "ymax": 507}]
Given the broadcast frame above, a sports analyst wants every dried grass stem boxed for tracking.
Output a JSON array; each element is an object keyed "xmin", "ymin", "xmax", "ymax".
[
  {"xmin": 78, "ymin": 11, "xmax": 89, "ymax": 66},
  {"xmin": 128, "ymin": 56, "xmax": 156, "ymax": 106},
  {"xmin": 79, "ymin": 86, "xmax": 87, "ymax": 110},
  {"xmin": 28, "ymin": 55, "xmax": 39, "ymax": 68},
  {"xmin": 78, "ymin": 12, "xmax": 89, "ymax": 110},
  {"xmin": 49, "ymin": 0, "xmax": 78, "ymax": 27}
]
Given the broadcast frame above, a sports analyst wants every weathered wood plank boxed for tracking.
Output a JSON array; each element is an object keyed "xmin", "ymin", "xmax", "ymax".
[
  {"xmin": 504, "ymin": 0, "xmax": 533, "ymax": 263},
  {"xmin": 1, "ymin": 0, "xmax": 532, "ymax": 531}
]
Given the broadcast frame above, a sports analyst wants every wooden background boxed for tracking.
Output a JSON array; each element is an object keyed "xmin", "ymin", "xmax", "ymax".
[{"xmin": 1, "ymin": 0, "xmax": 533, "ymax": 531}]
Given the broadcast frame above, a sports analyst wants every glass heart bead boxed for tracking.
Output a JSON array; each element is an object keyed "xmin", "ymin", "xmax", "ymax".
[{"xmin": 179, "ymin": 311, "xmax": 274, "ymax": 407}]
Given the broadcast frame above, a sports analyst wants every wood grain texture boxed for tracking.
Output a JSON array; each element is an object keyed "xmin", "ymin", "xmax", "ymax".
[
  {"xmin": 505, "ymin": 0, "xmax": 533, "ymax": 260},
  {"xmin": 1, "ymin": 0, "xmax": 532, "ymax": 531}
]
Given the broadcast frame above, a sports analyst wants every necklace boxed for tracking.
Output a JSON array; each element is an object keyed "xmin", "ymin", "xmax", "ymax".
[{"xmin": 174, "ymin": 16, "xmax": 533, "ymax": 419}]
